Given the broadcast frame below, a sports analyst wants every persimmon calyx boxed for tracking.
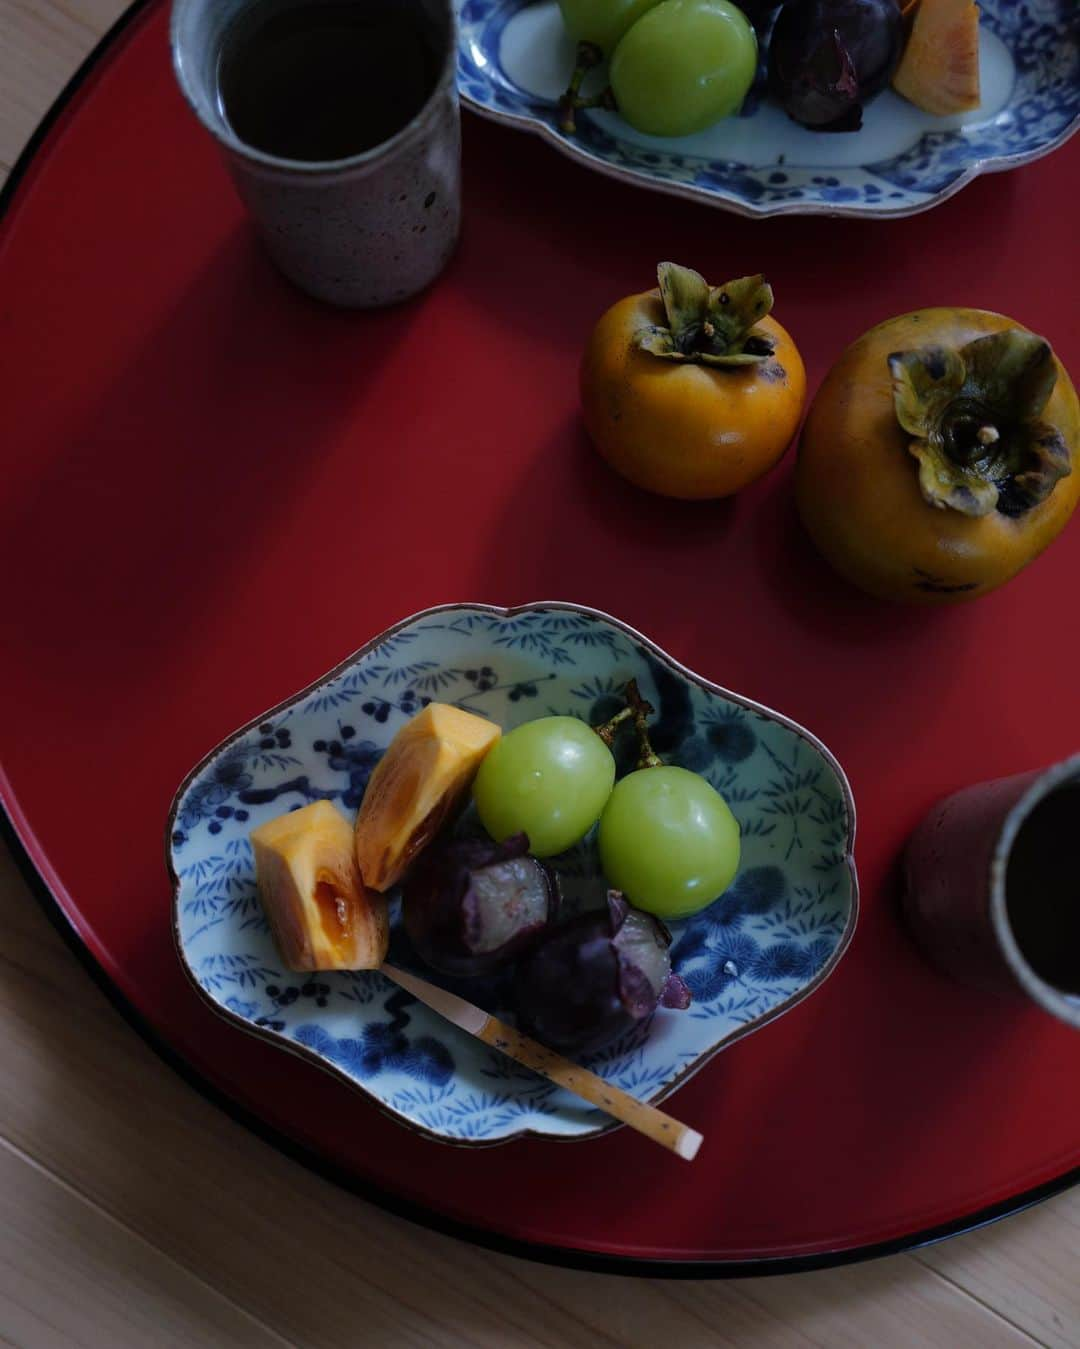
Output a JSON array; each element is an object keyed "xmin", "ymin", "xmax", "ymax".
[
  {"xmin": 889, "ymin": 329, "xmax": 1072, "ymax": 518},
  {"xmin": 635, "ymin": 262, "xmax": 776, "ymax": 367}
]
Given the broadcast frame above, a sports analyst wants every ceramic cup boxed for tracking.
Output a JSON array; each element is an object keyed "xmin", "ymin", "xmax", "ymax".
[
  {"xmin": 903, "ymin": 754, "xmax": 1080, "ymax": 1030},
  {"xmin": 170, "ymin": 0, "xmax": 461, "ymax": 307}
]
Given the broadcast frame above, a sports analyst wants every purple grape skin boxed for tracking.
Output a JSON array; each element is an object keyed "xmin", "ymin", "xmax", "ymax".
[
  {"xmin": 402, "ymin": 833, "xmax": 559, "ymax": 979},
  {"xmin": 768, "ymin": 0, "xmax": 903, "ymax": 131},
  {"xmin": 514, "ymin": 892, "xmax": 691, "ymax": 1055}
]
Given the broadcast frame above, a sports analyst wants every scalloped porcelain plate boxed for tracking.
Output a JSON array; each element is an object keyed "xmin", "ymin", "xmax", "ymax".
[
  {"xmin": 457, "ymin": 0, "xmax": 1079, "ymax": 218},
  {"xmin": 169, "ymin": 603, "xmax": 857, "ymax": 1146}
]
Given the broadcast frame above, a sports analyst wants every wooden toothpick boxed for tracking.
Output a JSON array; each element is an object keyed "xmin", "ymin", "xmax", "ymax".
[{"xmin": 382, "ymin": 963, "xmax": 703, "ymax": 1161}]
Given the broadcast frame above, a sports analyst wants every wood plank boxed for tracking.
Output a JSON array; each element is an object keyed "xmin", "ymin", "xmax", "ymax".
[
  {"xmin": 0, "ymin": 1136, "xmax": 287, "ymax": 1348},
  {"xmin": 0, "ymin": 845, "xmax": 1050, "ymax": 1349},
  {"xmin": 504, "ymin": 1256, "xmax": 1043, "ymax": 1349},
  {"xmin": 38, "ymin": 0, "xmax": 131, "ymax": 39},
  {"xmin": 729, "ymin": 1265, "xmax": 1041, "ymax": 1349},
  {"xmin": 915, "ymin": 1192, "xmax": 1080, "ymax": 1349},
  {"xmin": 0, "ymin": 0, "xmax": 106, "ymax": 174}
]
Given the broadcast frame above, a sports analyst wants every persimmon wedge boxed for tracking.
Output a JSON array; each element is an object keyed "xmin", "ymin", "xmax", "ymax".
[
  {"xmin": 354, "ymin": 703, "xmax": 501, "ymax": 891},
  {"xmin": 251, "ymin": 800, "xmax": 389, "ymax": 971}
]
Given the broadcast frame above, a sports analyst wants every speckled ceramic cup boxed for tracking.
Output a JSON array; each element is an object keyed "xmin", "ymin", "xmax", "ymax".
[
  {"xmin": 904, "ymin": 754, "xmax": 1080, "ymax": 1030},
  {"xmin": 171, "ymin": 0, "xmax": 460, "ymax": 307}
]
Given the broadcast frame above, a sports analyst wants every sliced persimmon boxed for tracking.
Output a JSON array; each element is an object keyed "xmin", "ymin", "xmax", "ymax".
[
  {"xmin": 893, "ymin": 0, "xmax": 981, "ymax": 115},
  {"xmin": 354, "ymin": 704, "xmax": 501, "ymax": 891},
  {"xmin": 251, "ymin": 799, "xmax": 388, "ymax": 970}
]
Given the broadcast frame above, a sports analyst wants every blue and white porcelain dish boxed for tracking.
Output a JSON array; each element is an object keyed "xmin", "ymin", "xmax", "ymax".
[
  {"xmin": 456, "ymin": 0, "xmax": 1079, "ymax": 219},
  {"xmin": 168, "ymin": 603, "xmax": 858, "ymax": 1146}
]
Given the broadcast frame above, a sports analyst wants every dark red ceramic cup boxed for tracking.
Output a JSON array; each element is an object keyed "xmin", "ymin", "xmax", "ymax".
[{"xmin": 904, "ymin": 754, "xmax": 1080, "ymax": 1030}]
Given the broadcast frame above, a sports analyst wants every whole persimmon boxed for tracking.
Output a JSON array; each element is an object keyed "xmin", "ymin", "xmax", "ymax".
[
  {"xmin": 796, "ymin": 308, "xmax": 1080, "ymax": 604},
  {"xmin": 580, "ymin": 262, "xmax": 806, "ymax": 499}
]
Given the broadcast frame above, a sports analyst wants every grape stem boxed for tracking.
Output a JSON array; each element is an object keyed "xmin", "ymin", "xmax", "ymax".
[
  {"xmin": 592, "ymin": 679, "xmax": 663, "ymax": 769},
  {"xmin": 557, "ymin": 41, "xmax": 605, "ymax": 135},
  {"xmin": 624, "ymin": 679, "xmax": 663, "ymax": 770},
  {"xmin": 593, "ymin": 704, "xmax": 635, "ymax": 748}
]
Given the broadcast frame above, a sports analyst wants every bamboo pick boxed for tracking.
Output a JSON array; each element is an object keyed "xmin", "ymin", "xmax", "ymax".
[{"xmin": 382, "ymin": 963, "xmax": 703, "ymax": 1161}]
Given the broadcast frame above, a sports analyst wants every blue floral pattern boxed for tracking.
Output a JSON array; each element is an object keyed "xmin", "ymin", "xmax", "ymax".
[
  {"xmin": 455, "ymin": 0, "xmax": 1079, "ymax": 217},
  {"xmin": 171, "ymin": 604, "xmax": 857, "ymax": 1144}
]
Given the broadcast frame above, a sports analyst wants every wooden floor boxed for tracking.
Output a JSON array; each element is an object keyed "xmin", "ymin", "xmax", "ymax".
[{"xmin": 1, "ymin": 3, "xmax": 1078, "ymax": 1345}]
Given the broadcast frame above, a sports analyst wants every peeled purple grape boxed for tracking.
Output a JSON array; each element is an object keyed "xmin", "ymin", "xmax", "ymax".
[
  {"xmin": 768, "ymin": 0, "xmax": 903, "ymax": 131},
  {"xmin": 402, "ymin": 833, "xmax": 559, "ymax": 978},
  {"xmin": 514, "ymin": 892, "xmax": 691, "ymax": 1055}
]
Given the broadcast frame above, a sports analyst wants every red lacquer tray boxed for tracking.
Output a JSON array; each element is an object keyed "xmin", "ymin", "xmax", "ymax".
[{"xmin": 2, "ymin": 0, "xmax": 1078, "ymax": 1274}]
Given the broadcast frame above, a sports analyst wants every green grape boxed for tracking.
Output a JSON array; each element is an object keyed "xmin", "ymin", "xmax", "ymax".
[
  {"xmin": 473, "ymin": 717, "xmax": 616, "ymax": 859},
  {"xmin": 557, "ymin": 0, "xmax": 661, "ymax": 55},
  {"xmin": 610, "ymin": 0, "xmax": 758, "ymax": 137},
  {"xmin": 598, "ymin": 765, "xmax": 740, "ymax": 919}
]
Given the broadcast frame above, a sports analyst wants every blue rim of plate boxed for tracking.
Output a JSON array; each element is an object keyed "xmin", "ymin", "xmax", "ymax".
[
  {"xmin": 457, "ymin": 0, "xmax": 1080, "ymax": 219},
  {"xmin": 2, "ymin": 0, "xmax": 1077, "ymax": 1275}
]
